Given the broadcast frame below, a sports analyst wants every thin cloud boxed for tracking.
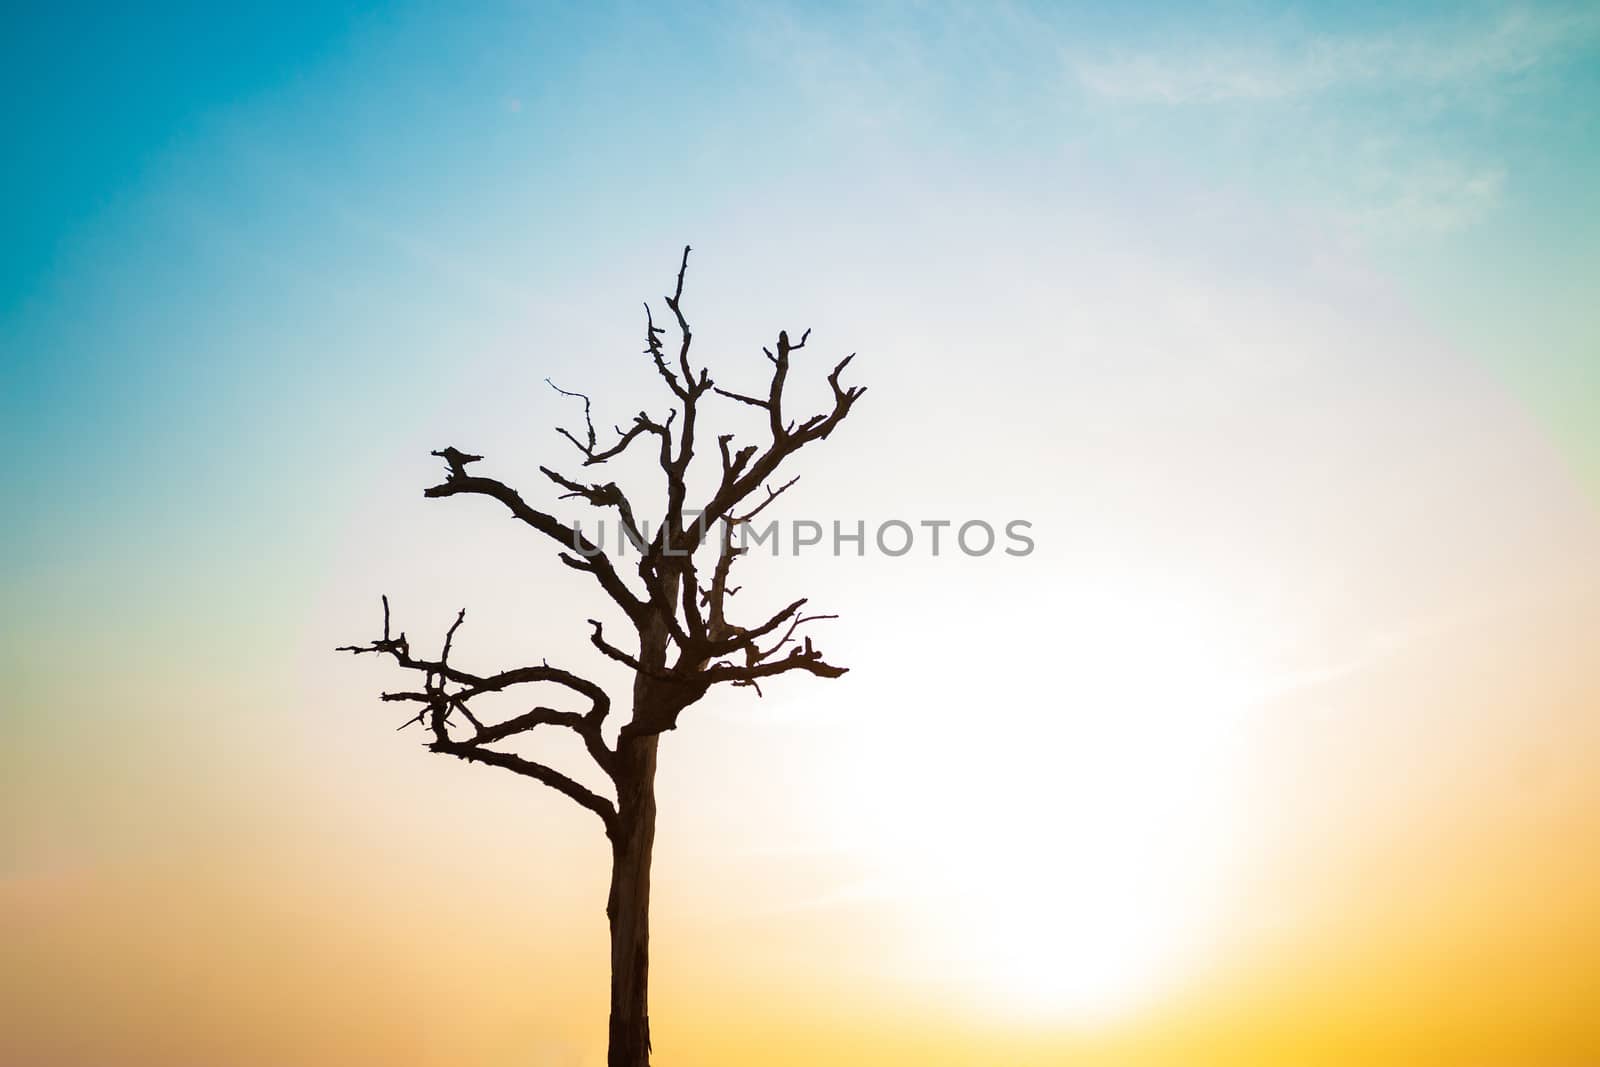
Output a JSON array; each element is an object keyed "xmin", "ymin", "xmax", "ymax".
[
  {"xmin": 1340, "ymin": 160, "xmax": 1506, "ymax": 236},
  {"xmin": 1255, "ymin": 566, "xmax": 1600, "ymax": 707},
  {"xmin": 1068, "ymin": 5, "xmax": 1598, "ymax": 241},
  {"xmin": 1073, "ymin": 6, "xmax": 1599, "ymax": 104}
]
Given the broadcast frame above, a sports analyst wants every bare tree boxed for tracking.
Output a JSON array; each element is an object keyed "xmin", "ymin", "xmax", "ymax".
[{"xmin": 339, "ymin": 247, "xmax": 865, "ymax": 1067}]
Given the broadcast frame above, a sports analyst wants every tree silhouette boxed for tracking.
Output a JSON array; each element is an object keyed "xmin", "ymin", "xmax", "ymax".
[{"xmin": 339, "ymin": 247, "xmax": 865, "ymax": 1067}]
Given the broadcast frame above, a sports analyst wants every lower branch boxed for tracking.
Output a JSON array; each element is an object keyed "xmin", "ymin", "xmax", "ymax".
[{"xmin": 429, "ymin": 740, "xmax": 617, "ymax": 831}]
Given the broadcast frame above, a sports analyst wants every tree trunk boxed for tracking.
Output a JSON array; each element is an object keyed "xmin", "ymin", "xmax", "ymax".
[{"xmin": 607, "ymin": 729, "xmax": 659, "ymax": 1067}]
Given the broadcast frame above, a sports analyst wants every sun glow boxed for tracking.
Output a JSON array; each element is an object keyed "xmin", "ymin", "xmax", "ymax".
[{"xmin": 847, "ymin": 572, "xmax": 1265, "ymax": 1024}]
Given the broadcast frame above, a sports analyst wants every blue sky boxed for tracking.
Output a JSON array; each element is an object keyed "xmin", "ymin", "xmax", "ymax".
[{"xmin": 4, "ymin": 0, "xmax": 1598, "ymax": 687}]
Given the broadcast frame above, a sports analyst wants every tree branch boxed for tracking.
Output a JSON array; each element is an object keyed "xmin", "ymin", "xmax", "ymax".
[
  {"xmin": 340, "ymin": 598, "xmax": 619, "ymax": 810},
  {"xmin": 428, "ymin": 740, "xmax": 616, "ymax": 830},
  {"xmin": 423, "ymin": 455, "xmax": 646, "ymax": 623},
  {"xmin": 539, "ymin": 465, "xmax": 648, "ymax": 553},
  {"xmin": 700, "ymin": 637, "xmax": 849, "ymax": 687}
]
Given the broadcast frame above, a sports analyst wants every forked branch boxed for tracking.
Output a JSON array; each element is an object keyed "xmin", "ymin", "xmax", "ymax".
[{"xmin": 339, "ymin": 597, "xmax": 617, "ymax": 829}]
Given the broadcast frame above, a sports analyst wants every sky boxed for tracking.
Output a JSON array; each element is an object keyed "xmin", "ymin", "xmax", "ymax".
[{"xmin": 2, "ymin": 2, "xmax": 1598, "ymax": 1065}]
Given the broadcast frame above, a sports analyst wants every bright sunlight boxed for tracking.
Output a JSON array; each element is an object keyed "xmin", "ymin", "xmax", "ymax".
[{"xmin": 844, "ymin": 569, "xmax": 1266, "ymax": 1024}]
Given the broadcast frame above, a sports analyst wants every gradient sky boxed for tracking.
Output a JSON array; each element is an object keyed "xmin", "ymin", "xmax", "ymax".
[{"xmin": 3, "ymin": 3, "xmax": 1599, "ymax": 1065}]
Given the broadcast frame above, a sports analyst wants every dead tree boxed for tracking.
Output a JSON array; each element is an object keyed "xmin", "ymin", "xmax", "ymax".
[{"xmin": 339, "ymin": 247, "xmax": 865, "ymax": 1067}]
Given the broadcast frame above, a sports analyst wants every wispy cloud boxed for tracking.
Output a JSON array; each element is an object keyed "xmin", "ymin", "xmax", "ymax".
[
  {"xmin": 1070, "ymin": 5, "xmax": 1599, "ymax": 240},
  {"xmin": 1074, "ymin": 6, "xmax": 1599, "ymax": 104},
  {"xmin": 1340, "ymin": 159, "xmax": 1506, "ymax": 236},
  {"xmin": 1255, "ymin": 565, "xmax": 1600, "ymax": 707}
]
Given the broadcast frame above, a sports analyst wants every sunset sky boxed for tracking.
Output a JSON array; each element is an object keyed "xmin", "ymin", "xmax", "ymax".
[{"xmin": 3, "ymin": 3, "xmax": 1598, "ymax": 1065}]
